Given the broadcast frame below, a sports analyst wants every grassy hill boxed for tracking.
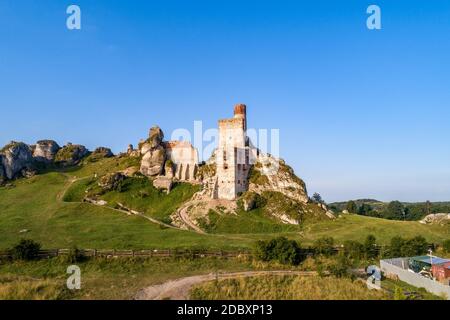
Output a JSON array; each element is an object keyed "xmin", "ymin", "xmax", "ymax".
[{"xmin": 0, "ymin": 157, "xmax": 448, "ymax": 250}]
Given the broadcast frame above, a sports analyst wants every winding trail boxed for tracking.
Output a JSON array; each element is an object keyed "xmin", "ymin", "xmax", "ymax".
[
  {"xmin": 135, "ymin": 270, "xmax": 318, "ymax": 300},
  {"xmin": 57, "ymin": 174, "xmax": 181, "ymax": 231},
  {"xmin": 175, "ymin": 201, "xmax": 206, "ymax": 234}
]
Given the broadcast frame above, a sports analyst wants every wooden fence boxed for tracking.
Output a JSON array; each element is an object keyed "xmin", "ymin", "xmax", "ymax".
[{"xmin": 0, "ymin": 248, "xmax": 252, "ymax": 260}]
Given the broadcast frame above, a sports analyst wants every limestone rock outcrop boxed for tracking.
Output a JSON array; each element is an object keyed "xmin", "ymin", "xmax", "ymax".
[
  {"xmin": 419, "ymin": 213, "xmax": 450, "ymax": 225},
  {"xmin": 0, "ymin": 141, "xmax": 34, "ymax": 180},
  {"xmin": 140, "ymin": 126, "xmax": 166, "ymax": 176},
  {"xmin": 33, "ymin": 140, "xmax": 60, "ymax": 162},
  {"xmin": 248, "ymin": 154, "xmax": 309, "ymax": 204},
  {"xmin": 92, "ymin": 147, "xmax": 114, "ymax": 158},
  {"xmin": 55, "ymin": 143, "xmax": 89, "ymax": 165}
]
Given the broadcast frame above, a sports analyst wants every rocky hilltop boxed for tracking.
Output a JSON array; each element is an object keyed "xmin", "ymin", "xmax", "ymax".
[{"xmin": 1, "ymin": 105, "xmax": 333, "ymax": 231}]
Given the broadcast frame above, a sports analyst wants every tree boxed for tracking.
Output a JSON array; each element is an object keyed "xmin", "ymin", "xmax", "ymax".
[
  {"xmin": 389, "ymin": 236, "xmax": 405, "ymax": 258},
  {"xmin": 255, "ymin": 237, "xmax": 303, "ymax": 265},
  {"xmin": 385, "ymin": 201, "xmax": 406, "ymax": 220},
  {"xmin": 343, "ymin": 240, "xmax": 364, "ymax": 260},
  {"xmin": 364, "ymin": 234, "xmax": 378, "ymax": 259},
  {"xmin": 312, "ymin": 193, "xmax": 324, "ymax": 204},
  {"xmin": 346, "ymin": 201, "xmax": 357, "ymax": 214},
  {"xmin": 10, "ymin": 239, "xmax": 41, "ymax": 261},
  {"xmin": 402, "ymin": 236, "xmax": 428, "ymax": 257},
  {"xmin": 358, "ymin": 203, "xmax": 373, "ymax": 216}
]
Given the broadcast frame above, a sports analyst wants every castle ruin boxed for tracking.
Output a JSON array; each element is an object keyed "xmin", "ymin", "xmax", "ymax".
[{"xmin": 214, "ymin": 104, "xmax": 252, "ymax": 200}]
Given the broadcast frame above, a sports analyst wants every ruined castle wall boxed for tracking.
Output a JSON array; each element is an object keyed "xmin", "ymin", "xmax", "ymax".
[{"xmin": 164, "ymin": 141, "xmax": 199, "ymax": 181}]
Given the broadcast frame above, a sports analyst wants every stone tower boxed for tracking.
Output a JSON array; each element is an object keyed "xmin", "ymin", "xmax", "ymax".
[{"xmin": 216, "ymin": 104, "xmax": 251, "ymax": 200}]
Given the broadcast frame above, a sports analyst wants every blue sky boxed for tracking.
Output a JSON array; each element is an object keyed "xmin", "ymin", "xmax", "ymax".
[{"xmin": 1, "ymin": 0, "xmax": 450, "ymax": 202}]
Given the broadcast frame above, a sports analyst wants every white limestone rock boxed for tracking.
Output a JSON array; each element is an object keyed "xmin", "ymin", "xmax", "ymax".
[
  {"xmin": 33, "ymin": 140, "xmax": 60, "ymax": 162},
  {"xmin": 248, "ymin": 154, "xmax": 309, "ymax": 204},
  {"xmin": 0, "ymin": 141, "xmax": 34, "ymax": 180}
]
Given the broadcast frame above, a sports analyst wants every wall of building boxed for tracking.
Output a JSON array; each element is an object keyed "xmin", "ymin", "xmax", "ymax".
[
  {"xmin": 380, "ymin": 258, "xmax": 450, "ymax": 299},
  {"xmin": 164, "ymin": 141, "xmax": 198, "ymax": 181}
]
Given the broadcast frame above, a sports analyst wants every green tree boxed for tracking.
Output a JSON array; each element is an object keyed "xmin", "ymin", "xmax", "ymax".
[
  {"xmin": 343, "ymin": 240, "xmax": 364, "ymax": 260},
  {"xmin": 385, "ymin": 201, "xmax": 406, "ymax": 220},
  {"xmin": 364, "ymin": 234, "xmax": 378, "ymax": 259},
  {"xmin": 402, "ymin": 236, "xmax": 428, "ymax": 256},
  {"xmin": 389, "ymin": 236, "xmax": 405, "ymax": 258},
  {"xmin": 255, "ymin": 237, "xmax": 303, "ymax": 265},
  {"xmin": 313, "ymin": 237, "xmax": 335, "ymax": 257},
  {"xmin": 10, "ymin": 239, "xmax": 41, "ymax": 261},
  {"xmin": 312, "ymin": 193, "xmax": 324, "ymax": 204},
  {"xmin": 346, "ymin": 200, "xmax": 357, "ymax": 214},
  {"xmin": 357, "ymin": 203, "xmax": 373, "ymax": 216}
]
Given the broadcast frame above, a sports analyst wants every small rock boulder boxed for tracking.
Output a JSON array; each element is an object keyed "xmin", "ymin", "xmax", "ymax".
[
  {"xmin": 98, "ymin": 172, "xmax": 125, "ymax": 191},
  {"xmin": 55, "ymin": 143, "xmax": 89, "ymax": 165},
  {"xmin": 153, "ymin": 176, "xmax": 173, "ymax": 193},
  {"xmin": 33, "ymin": 140, "xmax": 60, "ymax": 162}
]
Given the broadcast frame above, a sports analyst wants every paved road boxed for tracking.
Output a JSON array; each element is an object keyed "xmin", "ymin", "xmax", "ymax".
[{"xmin": 134, "ymin": 270, "xmax": 317, "ymax": 300}]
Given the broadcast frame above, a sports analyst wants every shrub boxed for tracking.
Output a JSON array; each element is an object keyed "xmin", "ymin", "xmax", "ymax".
[
  {"xmin": 343, "ymin": 240, "xmax": 364, "ymax": 260},
  {"xmin": 10, "ymin": 239, "xmax": 41, "ymax": 261},
  {"xmin": 328, "ymin": 255, "xmax": 352, "ymax": 278},
  {"xmin": 313, "ymin": 237, "xmax": 335, "ymax": 257},
  {"xmin": 364, "ymin": 234, "xmax": 378, "ymax": 259},
  {"xmin": 442, "ymin": 239, "xmax": 450, "ymax": 253},
  {"xmin": 255, "ymin": 237, "xmax": 303, "ymax": 265}
]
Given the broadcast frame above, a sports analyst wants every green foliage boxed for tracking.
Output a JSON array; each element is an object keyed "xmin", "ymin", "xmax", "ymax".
[
  {"xmin": 394, "ymin": 286, "xmax": 407, "ymax": 300},
  {"xmin": 255, "ymin": 237, "xmax": 303, "ymax": 265},
  {"xmin": 313, "ymin": 237, "xmax": 335, "ymax": 257},
  {"xmin": 248, "ymin": 166, "xmax": 269, "ymax": 185},
  {"xmin": 346, "ymin": 201, "xmax": 357, "ymax": 214},
  {"xmin": 10, "ymin": 239, "xmax": 41, "ymax": 261},
  {"xmin": 328, "ymin": 255, "xmax": 352, "ymax": 278},
  {"xmin": 364, "ymin": 234, "xmax": 378, "ymax": 259},
  {"xmin": 312, "ymin": 193, "xmax": 324, "ymax": 204},
  {"xmin": 443, "ymin": 239, "xmax": 450, "ymax": 253},
  {"xmin": 385, "ymin": 236, "xmax": 428, "ymax": 258},
  {"xmin": 343, "ymin": 240, "xmax": 364, "ymax": 260}
]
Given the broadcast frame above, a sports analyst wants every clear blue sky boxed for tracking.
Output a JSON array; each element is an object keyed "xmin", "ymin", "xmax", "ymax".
[{"xmin": 1, "ymin": 0, "xmax": 450, "ymax": 202}]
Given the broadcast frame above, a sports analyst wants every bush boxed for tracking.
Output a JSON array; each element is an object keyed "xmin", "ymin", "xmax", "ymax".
[
  {"xmin": 442, "ymin": 239, "xmax": 450, "ymax": 253},
  {"xmin": 343, "ymin": 240, "xmax": 364, "ymax": 260},
  {"xmin": 386, "ymin": 236, "xmax": 429, "ymax": 258},
  {"xmin": 328, "ymin": 255, "xmax": 352, "ymax": 278},
  {"xmin": 10, "ymin": 239, "xmax": 41, "ymax": 261},
  {"xmin": 313, "ymin": 237, "xmax": 335, "ymax": 257},
  {"xmin": 255, "ymin": 237, "xmax": 303, "ymax": 265},
  {"xmin": 364, "ymin": 234, "xmax": 378, "ymax": 259}
]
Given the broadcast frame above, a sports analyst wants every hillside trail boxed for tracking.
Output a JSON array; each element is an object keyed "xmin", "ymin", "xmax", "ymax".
[
  {"xmin": 56, "ymin": 174, "xmax": 178, "ymax": 230},
  {"xmin": 55, "ymin": 173, "xmax": 268, "ymax": 243},
  {"xmin": 135, "ymin": 270, "xmax": 317, "ymax": 300}
]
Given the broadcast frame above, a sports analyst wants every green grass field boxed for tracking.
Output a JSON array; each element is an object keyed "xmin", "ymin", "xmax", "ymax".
[{"xmin": 0, "ymin": 158, "xmax": 448, "ymax": 251}]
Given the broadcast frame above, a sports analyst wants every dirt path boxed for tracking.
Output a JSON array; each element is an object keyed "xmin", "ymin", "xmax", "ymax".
[
  {"xmin": 176, "ymin": 202, "xmax": 206, "ymax": 234},
  {"xmin": 135, "ymin": 270, "xmax": 317, "ymax": 300},
  {"xmin": 58, "ymin": 174, "xmax": 180, "ymax": 230}
]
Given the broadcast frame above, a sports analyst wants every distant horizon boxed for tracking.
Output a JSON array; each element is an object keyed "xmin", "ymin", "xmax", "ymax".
[{"xmin": 1, "ymin": 0, "xmax": 450, "ymax": 202}]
